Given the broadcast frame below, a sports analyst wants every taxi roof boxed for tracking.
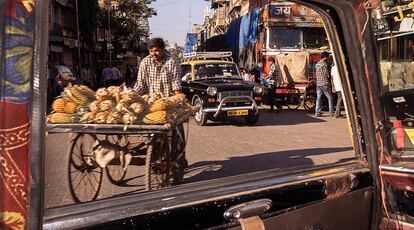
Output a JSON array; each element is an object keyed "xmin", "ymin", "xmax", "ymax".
[{"xmin": 181, "ymin": 60, "xmax": 237, "ymax": 65}]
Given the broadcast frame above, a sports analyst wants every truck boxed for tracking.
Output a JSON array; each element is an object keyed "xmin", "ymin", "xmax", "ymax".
[{"xmin": 257, "ymin": 1, "xmax": 329, "ymax": 84}]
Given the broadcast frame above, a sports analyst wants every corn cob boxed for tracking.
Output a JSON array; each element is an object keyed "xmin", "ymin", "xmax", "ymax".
[
  {"xmin": 143, "ymin": 111, "xmax": 168, "ymax": 124},
  {"xmin": 52, "ymin": 98, "xmax": 66, "ymax": 113},
  {"xmin": 115, "ymin": 102, "xmax": 131, "ymax": 113},
  {"xmin": 130, "ymin": 102, "xmax": 145, "ymax": 115},
  {"xmin": 120, "ymin": 89, "xmax": 142, "ymax": 104},
  {"xmin": 80, "ymin": 112, "xmax": 96, "ymax": 123},
  {"xmin": 78, "ymin": 85, "xmax": 96, "ymax": 97},
  {"xmin": 94, "ymin": 111, "xmax": 109, "ymax": 124},
  {"xmin": 148, "ymin": 98, "xmax": 167, "ymax": 113},
  {"xmin": 75, "ymin": 85, "xmax": 96, "ymax": 101},
  {"xmin": 63, "ymin": 88, "xmax": 83, "ymax": 104},
  {"xmin": 99, "ymin": 100, "xmax": 115, "ymax": 112},
  {"xmin": 70, "ymin": 86, "xmax": 89, "ymax": 104},
  {"xmin": 47, "ymin": 113, "xmax": 72, "ymax": 123},
  {"xmin": 64, "ymin": 101, "xmax": 77, "ymax": 114},
  {"xmin": 123, "ymin": 112, "xmax": 137, "ymax": 125},
  {"xmin": 106, "ymin": 111, "xmax": 123, "ymax": 124},
  {"xmin": 89, "ymin": 101, "xmax": 100, "ymax": 113},
  {"xmin": 147, "ymin": 93, "xmax": 162, "ymax": 104},
  {"xmin": 96, "ymin": 88, "xmax": 110, "ymax": 101}
]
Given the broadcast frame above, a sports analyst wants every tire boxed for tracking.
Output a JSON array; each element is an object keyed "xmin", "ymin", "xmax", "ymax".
[
  {"xmin": 245, "ymin": 110, "xmax": 260, "ymax": 124},
  {"xmin": 68, "ymin": 134, "xmax": 103, "ymax": 203},
  {"xmin": 285, "ymin": 88, "xmax": 301, "ymax": 110},
  {"xmin": 193, "ymin": 97, "xmax": 208, "ymax": 126},
  {"xmin": 106, "ymin": 158, "xmax": 127, "ymax": 185},
  {"xmin": 304, "ymin": 94, "xmax": 316, "ymax": 111}
]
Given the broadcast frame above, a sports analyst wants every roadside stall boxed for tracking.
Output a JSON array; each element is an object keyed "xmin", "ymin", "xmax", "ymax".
[{"xmin": 46, "ymin": 84, "xmax": 195, "ymax": 202}]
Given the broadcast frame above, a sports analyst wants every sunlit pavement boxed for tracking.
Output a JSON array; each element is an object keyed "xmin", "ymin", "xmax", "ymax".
[{"xmin": 45, "ymin": 107, "xmax": 354, "ymax": 208}]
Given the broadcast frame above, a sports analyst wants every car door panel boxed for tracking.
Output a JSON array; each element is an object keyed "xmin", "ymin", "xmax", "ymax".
[{"xmin": 229, "ymin": 188, "xmax": 372, "ymax": 230}]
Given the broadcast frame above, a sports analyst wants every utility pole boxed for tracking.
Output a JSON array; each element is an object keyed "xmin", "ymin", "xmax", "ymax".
[
  {"xmin": 75, "ymin": 0, "xmax": 81, "ymax": 70},
  {"xmin": 108, "ymin": 0, "xmax": 112, "ymax": 67}
]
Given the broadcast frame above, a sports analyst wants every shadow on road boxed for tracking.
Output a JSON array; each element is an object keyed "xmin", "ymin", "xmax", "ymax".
[
  {"xmin": 184, "ymin": 146, "xmax": 354, "ymax": 183},
  {"xmin": 202, "ymin": 109, "xmax": 327, "ymax": 127}
]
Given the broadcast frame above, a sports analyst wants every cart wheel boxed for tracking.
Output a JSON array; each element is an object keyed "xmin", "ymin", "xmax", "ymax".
[
  {"xmin": 145, "ymin": 135, "xmax": 172, "ymax": 191},
  {"xmin": 171, "ymin": 125, "xmax": 187, "ymax": 185},
  {"xmin": 285, "ymin": 88, "xmax": 301, "ymax": 110},
  {"xmin": 304, "ymin": 94, "xmax": 316, "ymax": 111},
  {"xmin": 106, "ymin": 157, "xmax": 127, "ymax": 185},
  {"xmin": 68, "ymin": 134, "xmax": 103, "ymax": 203}
]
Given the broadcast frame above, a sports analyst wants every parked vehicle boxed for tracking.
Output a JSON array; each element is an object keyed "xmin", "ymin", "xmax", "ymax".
[{"xmin": 180, "ymin": 52, "xmax": 263, "ymax": 125}]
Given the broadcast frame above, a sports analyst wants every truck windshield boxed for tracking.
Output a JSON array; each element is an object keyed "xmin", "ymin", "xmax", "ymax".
[
  {"xmin": 303, "ymin": 27, "xmax": 329, "ymax": 49},
  {"xmin": 194, "ymin": 63, "xmax": 240, "ymax": 79},
  {"xmin": 269, "ymin": 27, "xmax": 301, "ymax": 49}
]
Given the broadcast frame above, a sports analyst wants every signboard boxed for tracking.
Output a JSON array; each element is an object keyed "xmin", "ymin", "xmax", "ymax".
[{"xmin": 265, "ymin": 3, "xmax": 322, "ymax": 24}]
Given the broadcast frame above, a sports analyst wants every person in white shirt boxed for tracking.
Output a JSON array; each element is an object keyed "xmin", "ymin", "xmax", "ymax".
[
  {"xmin": 240, "ymin": 68, "xmax": 250, "ymax": 81},
  {"xmin": 331, "ymin": 64, "xmax": 344, "ymax": 118}
]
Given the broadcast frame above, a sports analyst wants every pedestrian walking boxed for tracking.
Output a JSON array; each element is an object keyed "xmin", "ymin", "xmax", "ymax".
[
  {"xmin": 315, "ymin": 51, "xmax": 334, "ymax": 117},
  {"xmin": 81, "ymin": 64, "xmax": 92, "ymax": 88},
  {"xmin": 111, "ymin": 65, "xmax": 122, "ymax": 85},
  {"xmin": 331, "ymin": 64, "xmax": 344, "ymax": 118},
  {"xmin": 240, "ymin": 68, "xmax": 250, "ymax": 81},
  {"xmin": 134, "ymin": 38, "xmax": 182, "ymax": 97},
  {"xmin": 102, "ymin": 65, "xmax": 113, "ymax": 87},
  {"xmin": 133, "ymin": 37, "xmax": 186, "ymax": 177},
  {"xmin": 263, "ymin": 57, "xmax": 282, "ymax": 112}
]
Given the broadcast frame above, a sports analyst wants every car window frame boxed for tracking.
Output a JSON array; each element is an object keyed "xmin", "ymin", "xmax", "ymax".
[{"xmin": 23, "ymin": 0, "xmax": 387, "ymax": 228}]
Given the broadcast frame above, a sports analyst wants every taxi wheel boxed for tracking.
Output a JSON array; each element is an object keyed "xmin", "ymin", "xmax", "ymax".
[
  {"xmin": 245, "ymin": 110, "xmax": 260, "ymax": 124},
  {"xmin": 193, "ymin": 98, "xmax": 207, "ymax": 126}
]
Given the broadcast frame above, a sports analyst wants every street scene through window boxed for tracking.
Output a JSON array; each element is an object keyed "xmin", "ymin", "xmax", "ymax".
[{"xmin": 43, "ymin": 0, "xmax": 356, "ymax": 208}]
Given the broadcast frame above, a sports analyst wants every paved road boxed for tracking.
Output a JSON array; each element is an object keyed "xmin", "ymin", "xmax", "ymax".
[{"xmin": 45, "ymin": 109, "xmax": 354, "ymax": 208}]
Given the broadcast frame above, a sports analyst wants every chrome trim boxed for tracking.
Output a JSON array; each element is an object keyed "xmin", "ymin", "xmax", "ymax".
[
  {"xmin": 380, "ymin": 165, "xmax": 414, "ymax": 174},
  {"xmin": 203, "ymin": 95, "xmax": 259, "ymax": 118},
  {"xmin": 218, "ymin": 91, "xmax": 252, "ymax": 102}
]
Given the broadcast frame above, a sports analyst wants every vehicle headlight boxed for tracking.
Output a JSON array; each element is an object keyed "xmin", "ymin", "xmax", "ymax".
[
  {"xmin": 253, "ymin": 85, "xmax": 263, "ymax": 94},
  {"xmin": 207, "ymin": 86, "xmax": 218, "ymax": 96}
]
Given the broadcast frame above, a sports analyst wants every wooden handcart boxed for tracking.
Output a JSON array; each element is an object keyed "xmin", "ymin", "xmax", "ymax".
[{"xmin": 46, "ymin": 114, "xmax": 189, "ymax": 203}]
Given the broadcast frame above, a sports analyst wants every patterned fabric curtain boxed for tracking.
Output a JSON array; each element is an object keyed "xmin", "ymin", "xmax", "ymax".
[{"xmin": 0, "ymin": 1, "xmax": 36, "ymax": 229}]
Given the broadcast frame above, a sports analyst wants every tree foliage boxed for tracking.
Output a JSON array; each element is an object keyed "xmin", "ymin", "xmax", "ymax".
[
  {"xmin": 167, "ymin": 43, "xmax": 184, "ymax": 60},
  {"xmin": 99, "ymin": 0, "xmax": 157, "ymax": 55},
  {"xmin": 78, "ymin": 0, "xmax": 100, "ymax": 46}
]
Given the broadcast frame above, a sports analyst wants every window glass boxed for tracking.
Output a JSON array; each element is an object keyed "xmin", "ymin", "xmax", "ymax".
[
  {"xmin": 43, "ymin": 2, "xmax": 356, "ymax": 210},
  {"xmin": 269, "ymin": 26, "xmax": 301, "ymax": 49},
  {"xmin": 194, "ymin": 63, "xmax": 240, "ymax": 79},
  {"xmin": 303, "ymin": 27, "xmax": 329, "ymax": 49}
]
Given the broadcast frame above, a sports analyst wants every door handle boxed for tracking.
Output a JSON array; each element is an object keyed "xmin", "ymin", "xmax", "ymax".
[{"xmin": 224, "ymin": 199, "xmax": 272, "ymax": 220}]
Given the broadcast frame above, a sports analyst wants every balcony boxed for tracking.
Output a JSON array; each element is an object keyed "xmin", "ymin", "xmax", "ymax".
[{"xmin": 212, "ymin": 0, "xmax": 229, "ymax": 9}]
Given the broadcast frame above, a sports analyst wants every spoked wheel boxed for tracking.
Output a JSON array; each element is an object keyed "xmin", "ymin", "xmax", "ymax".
[
  {"xmin": 170, "ymin": 125, "xmax": 187, "ymax": 185},
  {"xmin": 105, "ymin": 135, "xmax": 128, "ymax": 185},
  {"xmin": 106, "ymin": 158, "xmax": 127, "ymax": 185},
  {"xmin": 285, "ymin": 88, "xmax": 301, "ymax": 110},
  {"xmin": 68, "ymin": 134, "xmax": 103, "ymax": 203},
  {"xmin": 304, "ymin": 94, "xmax": 316, "ymax": 111},
  {"xmin": 145, "ymin": 134, "xmax": 173, "ymax": 191}
]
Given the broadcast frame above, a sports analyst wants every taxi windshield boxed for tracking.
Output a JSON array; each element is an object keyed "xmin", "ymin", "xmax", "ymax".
[{"xmin": 194, "ymin": 63, "xmax": 240, "ymax": 79}]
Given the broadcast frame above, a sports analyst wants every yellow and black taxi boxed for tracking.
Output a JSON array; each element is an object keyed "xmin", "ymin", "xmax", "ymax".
[{"xmin": 180, "ymin": 52, "xmax": 263, "ymax": 125}]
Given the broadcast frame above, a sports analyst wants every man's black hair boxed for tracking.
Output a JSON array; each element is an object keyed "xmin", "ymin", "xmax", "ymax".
[
  {"xmin": 268, "ymin": 57, "xmax": 275, "ymax": 63},
  {"xmin": 147, "ymin": 38, "xmax": 165, "ymax": 50},
  {"xmin": 321, "ymin": 51, "xmax": 330, "ymax": 59}
]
